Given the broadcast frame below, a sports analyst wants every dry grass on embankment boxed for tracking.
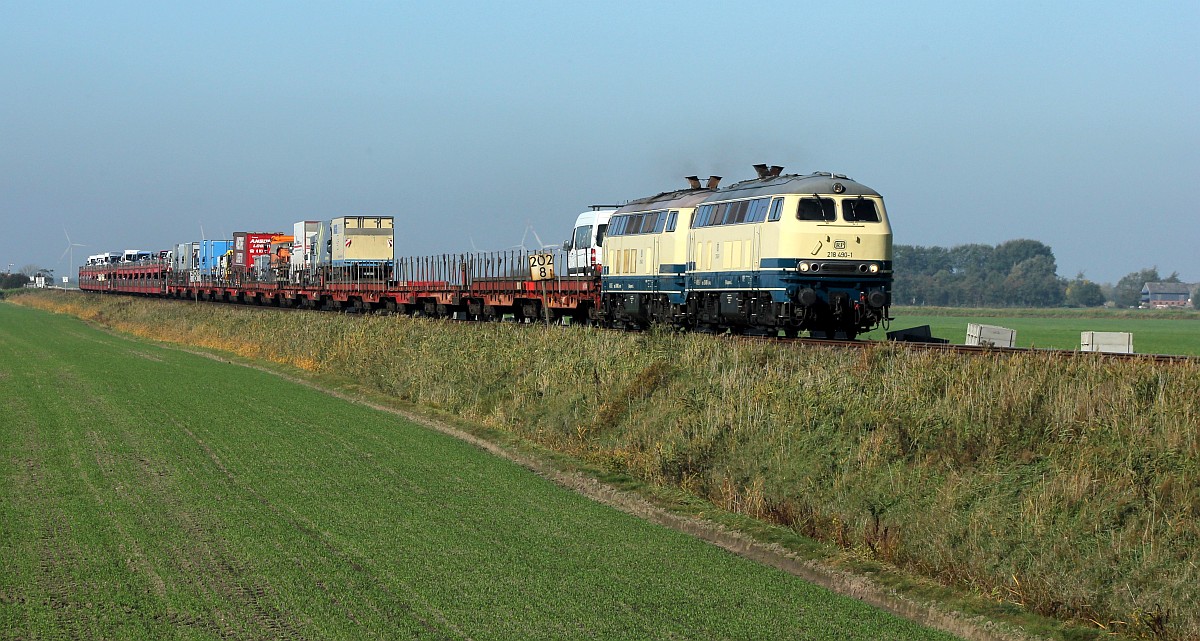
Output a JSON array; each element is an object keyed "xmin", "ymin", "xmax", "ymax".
[{"xmin": 15, "ymin": 290, "xmax": 1200, "ymax": 640}]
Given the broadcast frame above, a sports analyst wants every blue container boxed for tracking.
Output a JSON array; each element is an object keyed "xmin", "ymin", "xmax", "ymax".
[{"xmin": 198, "ymin": 240, "xmax": 233, "ymax": 275}]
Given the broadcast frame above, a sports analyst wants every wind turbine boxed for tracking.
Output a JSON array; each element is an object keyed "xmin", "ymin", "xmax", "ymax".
[
  {"xmin": 61, "ymin": 227, "xmax": 85, "ymax": 282},
  {"xmin": 510, "ymin": 222, "xmax": 555, "ymax": 251}
]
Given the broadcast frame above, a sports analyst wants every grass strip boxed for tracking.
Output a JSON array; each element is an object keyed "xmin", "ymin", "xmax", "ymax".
[{"xmin": 0, "ymin": 301, "xmax": 959, "ymax": 640}]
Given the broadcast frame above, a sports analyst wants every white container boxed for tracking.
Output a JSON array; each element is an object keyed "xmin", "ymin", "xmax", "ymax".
[
  {"xmin": 331, "ymin": 216, "xmax": 394, "ymax": 267},
  {"xmin": 966, "ymin": 323, "xmax": 1016, "ymax": 348},
  {"xmin": 1081, "ymin": 331, "xmax": 1133, "ymax": 354},
  {"xmin": 290, "ymin": 221, "xmax": 321, "ymax": 273}
]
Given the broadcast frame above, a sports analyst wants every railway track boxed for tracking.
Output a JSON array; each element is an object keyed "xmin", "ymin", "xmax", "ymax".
[
  {"xmin": 759, "ymin": 335, "xmax": 1197, "ymax": 363},
  {"xmin": 107, "ymin": 290, "xmax": 1198, "ymax": 364}
]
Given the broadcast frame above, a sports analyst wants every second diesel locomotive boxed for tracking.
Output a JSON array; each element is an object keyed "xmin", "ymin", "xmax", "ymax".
[{"xmin": 602, "ymin": 165, "xmax": 892, "ymax": 337}]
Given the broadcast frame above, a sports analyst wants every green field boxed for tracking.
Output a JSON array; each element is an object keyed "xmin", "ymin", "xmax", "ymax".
[
  {"xmin": 861, "ymin": 307, "xmax": 1200, "ymax": 355},
  {"xmin": 0, "ymin": 302, "xmax": 957, "ymax": 640}
]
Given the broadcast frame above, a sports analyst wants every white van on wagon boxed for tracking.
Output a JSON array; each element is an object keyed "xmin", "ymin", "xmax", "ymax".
[{"xmin": 564, "ymin": 206, "xmax": 618, "ymax": 275}]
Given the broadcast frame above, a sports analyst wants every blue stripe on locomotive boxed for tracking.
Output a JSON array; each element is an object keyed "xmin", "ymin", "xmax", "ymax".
[
  {"xmin": 602, "ymin": 267, "xmax": 689, "ymax": 303},
  {"xmin": 687, "ymin": 264, "xmax": 892, "ymax": 305},
  {"xmin": 603, "ymin": 260, "xmax": 892, "ymax": 306}
]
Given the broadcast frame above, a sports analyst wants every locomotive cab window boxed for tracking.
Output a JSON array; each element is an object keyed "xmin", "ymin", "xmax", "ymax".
[
  {"xmin": 797, "ymin": 197, "xmax": 836, "ymax": 221},
  {"xmin": 842, "ymin": 197, "xmax": 880, "ymax": 223}
]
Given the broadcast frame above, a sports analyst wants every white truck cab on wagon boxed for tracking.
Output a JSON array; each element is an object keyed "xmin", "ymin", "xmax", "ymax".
[{"xmin": 564, "ymin": 206, "xmax": 617, "ymax": 275}]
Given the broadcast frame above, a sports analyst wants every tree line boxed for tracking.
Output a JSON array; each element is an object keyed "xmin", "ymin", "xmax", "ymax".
[
  {"xmin": 892, "ymin": 239, "xmax": 1194, "ymax": 308},
  {"xmin": 3, "ymin": 251, "xmax": 1193, "ymax": 309},
  {"xmin": 0, "ymin": 273, "xmax": 35, "ymax": 289},
  {"xmin": 1, "ymin": 264, "xmax": 56, "ymax": 290}
]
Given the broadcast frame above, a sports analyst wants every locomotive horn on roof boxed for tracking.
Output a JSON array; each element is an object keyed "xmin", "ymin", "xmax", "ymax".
[
  {"xmin": 768, "ymin": 165, "xmax": 784, "ymax": 177},
  {"xmin": 753, "ymin": 163, "xmax": 770, "ymax": 178},
  {"xmin": 686, "ymin": 176, "xmax": 701, "ymax": 189},
  {"xmin": 706, "ymin": 175, "xmax": 721, "ymax": 189}
]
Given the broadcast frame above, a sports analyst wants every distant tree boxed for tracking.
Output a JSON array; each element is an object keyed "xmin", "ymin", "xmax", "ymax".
[
  {"xmin": 892, "ymin": 245, "xmax": 952, "ymax": 305},
  {"xmin": 18, "ymin": 264, "xmax": 41, "ymax": 278},
  {"xmin": 1193, "ymin": 285, "xmax": 1199, "ymax": 310},
  {"xmin": 1065, "ymin": 273, "xmax": 1106, "ymax": 307},
  {"xmin": 1099, "ymin": 282, "xmax": 1115, "ymax": 303},
  {"xmin": 0, "ymin": 273, "xmax": 30, "ymax": 289},
  {"xmin": 1002, "ymin": 255, "xmax": 1065, "ymax": 307},
  {"xmin": 989, "ymin": 239, "xmax": 1055, "ymax": 274},
  {"xmin": 948, "ymin": 244, "xmax": 993, "ymax": 276},
  {"xmin": 893, "ymin": 241, "xmax": 1071, "ymax": 307},
  {"xmin": 1113, "ymin": 268, "xmax": 1162, "ymax": 308}
]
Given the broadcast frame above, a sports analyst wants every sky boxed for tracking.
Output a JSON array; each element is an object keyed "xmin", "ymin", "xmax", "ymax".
[{"xmin": 2, "ymin": 1, "xmax": 1197, "ymax": 285}]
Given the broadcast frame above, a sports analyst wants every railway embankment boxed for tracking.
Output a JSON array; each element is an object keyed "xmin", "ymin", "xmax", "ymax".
[{"xmin": 15, "ymin": 289, "xmax": 1200, "ymax": 640}]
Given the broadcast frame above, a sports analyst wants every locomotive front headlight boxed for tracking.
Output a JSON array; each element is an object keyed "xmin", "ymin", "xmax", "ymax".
[
  {"xmin": 869, "ymin": 263, "xmax": 880, "ymax": 273},
  {"xmin": 799, "ymin": 262, "xmax": 810, "ymax": 272}
]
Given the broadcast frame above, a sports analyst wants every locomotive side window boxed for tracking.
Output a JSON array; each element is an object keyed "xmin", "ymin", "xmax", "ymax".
[
  {"xmin": 767, "ymin": 197, "xmax": 783, "ymax": 221},
  {"xmin": 653, "ymin": 211, "xmax": 667, "ymax": 233},
  {"xmin": 748, "ymin": 199, "xmax": 770, "ymax": 223},
  {"xmin": 609, "ymin": 216, "xmax": 624, "ymax": 236},
  {"xmin": 842, "ymin": 197, "xmax": 880, "ymax": 222},
  {"xmin": 629, "ymin": 213, "xmax": 647, "ymax": 234},
  {"xmin": 797, "ymin": 197, "xmax": 835, "ymax": 221},
  {"xmin": 610, "ymin": 210, "xmax": 671, "ymax": 236},
  {"xmin": 711, "ymin": 203, "xmax": 728, "ymax": 226},
  {"xmin": 695, "ymin": 197, "xmax": 774, "ymax": 227},
  {"xmin": 619, "ymin": 215, "xmax": 635, "ymax": 235},
  {"xmin": 665, "ymin": 210, "xmax": 678, "ymax": 232},
  {"xmin": 641, "ymin": 212, "xmax": 654, "ymax": 233},
  {"xmin": 723, "ymin": 201, "xmax": 749, "ymax": 225}
]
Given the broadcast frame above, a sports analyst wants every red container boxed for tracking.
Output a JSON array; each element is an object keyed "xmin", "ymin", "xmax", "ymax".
[{"xmin": 232, "ymin": 232, "xmax": 282, "ymax": 272}]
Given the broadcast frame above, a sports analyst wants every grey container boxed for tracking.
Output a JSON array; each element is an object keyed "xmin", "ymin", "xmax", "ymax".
[
  {"xmin": 1081, "ymin": 331, "xmax": 1133, "ymax": 354},
  {"xmin": 966, "ymin": 323, "xmax": 1016, "ymax": 348}
]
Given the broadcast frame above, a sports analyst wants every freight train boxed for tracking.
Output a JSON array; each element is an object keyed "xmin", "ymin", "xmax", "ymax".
[{"xmin": 79, "ymin": 165, "xmax": 893, "ymax": 337}]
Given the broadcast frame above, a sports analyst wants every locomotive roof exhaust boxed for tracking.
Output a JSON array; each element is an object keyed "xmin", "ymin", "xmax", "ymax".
[
  {"xmin": 706, "ymin": 175, "xmax": 721, "ymax": 189},
  {"xmin": 686, "ymin": 176, "xmax": 701, "ymax": 189},
  {"xmin": 754, "ymin": 164, "xmax": 785, "ymax": 179}
]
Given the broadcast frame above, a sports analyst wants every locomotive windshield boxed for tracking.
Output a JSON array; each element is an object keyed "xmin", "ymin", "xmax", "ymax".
[
  {"xmin": 842, "ymin": 197, "xmax": 880, "ymax": 222},
  {"xmin": 797, "ymin": 197, "xmax": 836, "ymax": 221}
]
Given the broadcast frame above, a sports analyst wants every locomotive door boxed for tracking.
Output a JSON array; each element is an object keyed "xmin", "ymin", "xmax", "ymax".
[
  {"xmin": 651, "ymin": 237, "xmax": 660, "ymax": 292},
  {"xmin": 751, "ymin": 225, "xmax": 763, "ymax": 291}
]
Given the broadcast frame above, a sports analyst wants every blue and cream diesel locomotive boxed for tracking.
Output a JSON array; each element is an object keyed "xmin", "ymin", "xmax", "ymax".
[{"xmin": 601, "ymin": 165, "xmax": 892, "ymax": 338}]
